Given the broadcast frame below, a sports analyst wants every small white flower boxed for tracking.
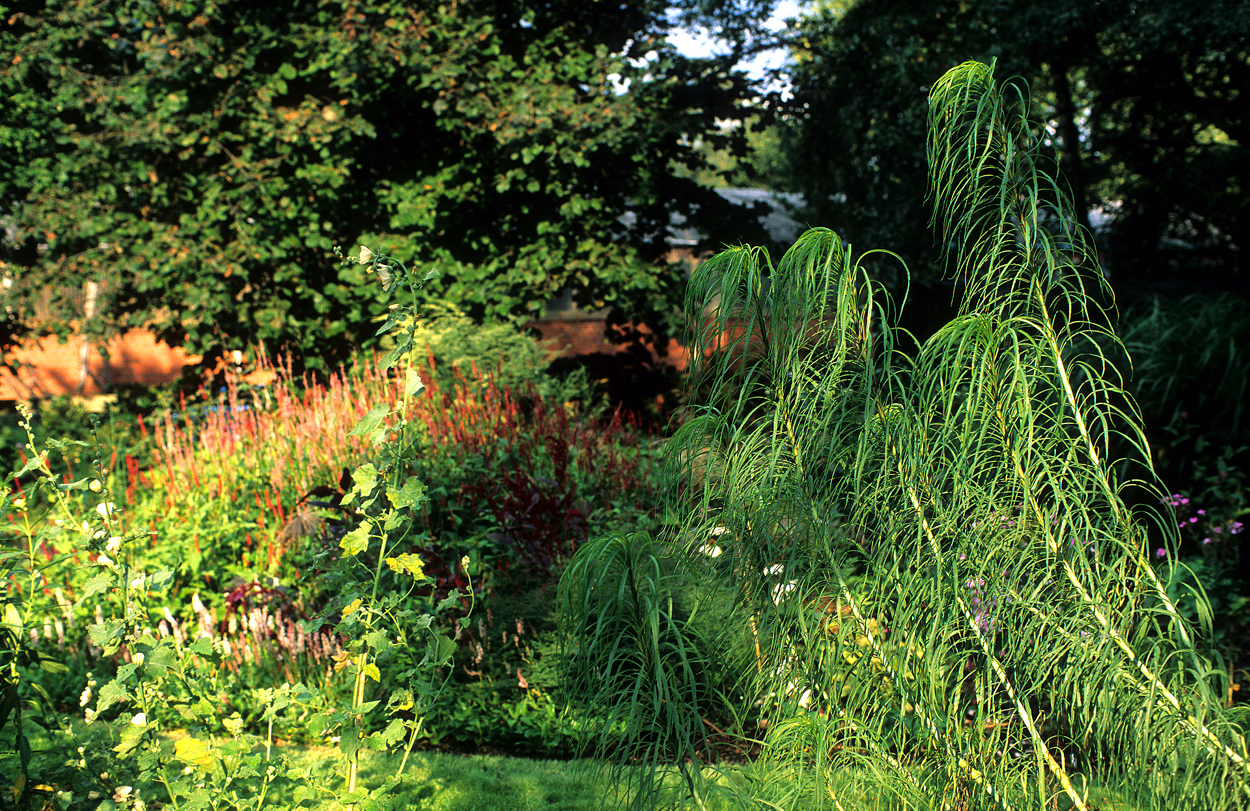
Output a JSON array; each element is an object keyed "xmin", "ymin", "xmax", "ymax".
[
  {"xmin": 357, "ymin": 246, "xmax": 372, "ymax": 263},
  {"xmin": 96, "ymin": 502, "xmax": 118, "ymax": 519},
  {"xmin": 89, "ymin": 479, "xmax": 103, "ymax": 493},
  {"xmin": 79, "ymin": 685, "xmax": 93, "ymax": 707},
  {"xmin": 130, "ymin": 574, "xmax": 146, "ymax": 590},
  {"xmin": 106, "ymin": 537, "xmax": 122, "ymax": 554},
  {"xmin": 80, "ymin": 521, "xmax": 91, "ymax": 535},
  {"xmin": 130, "ymin": 712, "xmax": 146, "ymax": 726},
  {"xmin": 96, "ymin": 554, "xmax": 114, "ymax": 567},
  {"xmin": 771, "ymin": 581, "xmax": 797, "ymax": 605},
  {"xmin": 113, "ymin": 786, "xmax": 132, "ymax": 802},
  {"xmin": 133, "ymin": 652, "xmax": 145, "ymax": 665},
  {"xmin": 84, "ymin": 708, "xmax": 96, "ymax": 723}
]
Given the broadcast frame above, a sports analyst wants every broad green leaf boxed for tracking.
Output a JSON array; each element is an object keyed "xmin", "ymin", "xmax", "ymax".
[
  {"xmin": 405, "ymin": 367, "xmax": 424, "ymax": 397},
  {"xmin": 95, "ymin": 681, "xmax": 130, "ymax": 715},
  {"xmin": 2, "ymin": 603, "xmax": 19, "ymax": 630},
  {"xmin": 339, "ymin": 732, "xmax": 363, "ymax": 760},
  {"xmin": 423, "ymin": 633, "xmax": 457, "ymax": 667},
  {"xmin": 349, "ymin": 463, "xmax": 379, "ymax": 503},
  {"xmin": 174, "ymin": 737, "xmax": 217, "ymax": 769},
  {"xmin": 387, "ymin": 476, "xmax": 426, "ymax": 509},
  {"xmin": 340, "ymin": 524, "xmax": 372, "ymax": 557},
  {"xmin": 38, "ymin": 655, "xmax": 68, "ymax": 674},
  {"xmin": 347, "ymin": 405, "xmax": 390, "ymax": 447},
  {"xmin": 385, "ymin": 552, "xmax": 425, "ymax": 579},
  {"xmin": 380, "ymin": 717, "xmax": 407, "ymax": 747},
  {"xmin": 76, "ymin": 571, "xmax": 115, "ymax": 606}
]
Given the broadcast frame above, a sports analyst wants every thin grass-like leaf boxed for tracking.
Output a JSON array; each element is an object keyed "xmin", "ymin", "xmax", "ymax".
[{"xmin": 565, "ymin": 60, "xmax": 1249, "ymax": 810}]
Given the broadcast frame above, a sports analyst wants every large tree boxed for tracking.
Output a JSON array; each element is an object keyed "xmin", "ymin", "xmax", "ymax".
[
  {"xmin": 776, "ymin": 0, "xmax": 1249, "ymax": 305},
  {"xmin": 0, "ymin": 0, "xmax": 773, "ymax": 368}
]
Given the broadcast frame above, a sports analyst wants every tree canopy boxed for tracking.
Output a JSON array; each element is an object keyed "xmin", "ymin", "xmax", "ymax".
[
  {"xmin": 777, "ymin": 0, "xmax": 1249, "ymax": 301},
  {"xmin": 0, "ymin": 0, "xmax": 774, "ymax": 368}
]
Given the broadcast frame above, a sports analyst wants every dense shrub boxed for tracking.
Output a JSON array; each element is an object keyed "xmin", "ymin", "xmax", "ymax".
[{"xmin": 3, "ymin": 323, "xmax": 661, "ymax": 757}]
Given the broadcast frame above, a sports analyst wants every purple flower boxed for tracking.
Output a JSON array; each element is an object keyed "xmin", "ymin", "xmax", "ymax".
[
  {"xmin": 1233, "ymin": 522, "xmax": 1245, "ymax": 535},
  {"xmin": 1203, "ymin": 538, "xmax": 1213, "ymax": 545},
  {"xmin": 1156, "ymin": 548, "xmax": 1168, "ymax": 559}
]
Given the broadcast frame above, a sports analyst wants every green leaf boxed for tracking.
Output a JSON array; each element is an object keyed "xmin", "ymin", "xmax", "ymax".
[
  {"xmin": 387, "ymin": 476, "xmax": 426, "ymax": 509},
  {"xmin": 149, "ymin": 570, "xmax": 174, "ymax": 592},
  {"xmin": 88, "ymin": 619, "xmax": 125, "ymax": 651},
  {"xmin": 2, "ymin": 602, "xmax": 19, "ymax": 630},
  {"xmin": 436, "ymin": 589, "xmax": 464, "ymax": 613},
  {"xmin": 38, "ymin": 655, "xmax": 68, "ymax": 674},
  {"xmin": 379, "ymin": 717, "xmax": 407, "ymax": 747},
  {"xmin": 349, "ymin": 463, "xmax": 380, "ymax": 503},
  {"xmin": 423, "ymin": 633, "xmax": 458, "ymax": 667},
  {"xmin": 364, "ymin": 628, "xmax": 391, "ymax": 653},
  {"xmin": 340, "ymin": 523, "xmax": 372, "ymax": 557},
  {"xmin": 77, "ymin": 571, "xmax": 116, "ymax": 606},
  {"xmin": 339, "ymin": 732, "xmax": 363, "ymax": 760},
  {"xmin": 348, "ymin": 405, "xmax": 391, "ymax": 447},
  {"xmin": 95, "ymin": 681, "xmax": 130, "ymax": 715},
  {"xmin": 174, "ymin": 737, "xmax": 217, "ymax": 769},
  {"xmin": 405, "ymin": 367, "xmax": 425, "ymax": 398}
]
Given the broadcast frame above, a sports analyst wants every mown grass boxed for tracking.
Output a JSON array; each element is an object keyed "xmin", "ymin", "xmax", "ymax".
[{"xmin": 12, "ymin": 719, "xmax": 1141, "ymax": 811}]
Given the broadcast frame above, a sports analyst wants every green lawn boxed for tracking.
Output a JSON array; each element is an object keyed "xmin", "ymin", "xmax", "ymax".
[{"xmin": 9, "ymin": 720, "xmax": 1140, "ymax": 811}]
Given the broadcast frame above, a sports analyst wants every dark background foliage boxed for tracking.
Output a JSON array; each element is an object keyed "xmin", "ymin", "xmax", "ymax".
[
  {"xmin": 774, "ymin": 0, "xmax": 1248, "ymax": 317},
  {"xmin": 0, "ymin": 0, "xmax": 774, "ymax": 369}
]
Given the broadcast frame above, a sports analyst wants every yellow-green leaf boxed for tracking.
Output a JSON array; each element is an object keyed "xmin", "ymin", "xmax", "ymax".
[
  {"xmin": 174, "ymin": 737, "xmax": 216, "ymax": 769},
  {"xmin": 385, "ymin": 553, "xmax": 425, "ymax": 579}
]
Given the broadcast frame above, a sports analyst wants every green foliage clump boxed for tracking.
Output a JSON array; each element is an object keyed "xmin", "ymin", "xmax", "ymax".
[
  {"xmin": 1, "ymin": 249, "xmax": 473, "ymax": 811},
  {"xmin": 779, "ymin": 0, "xmax": 1249, "ymax": 292},
  {"xmin": 565, "ymin": 60, "xmax": 1250, "ymax": 810},
  {"xmin": 0, "ymin": 0, "xmax": 766, "ymax": 368}
]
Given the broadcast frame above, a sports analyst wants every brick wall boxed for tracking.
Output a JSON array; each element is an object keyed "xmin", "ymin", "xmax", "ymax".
[
  {"xmin": 0, "ymin": 330, "xmax": 201, "ymax": 400},
  {"xmin": 1, "ymin": 318, "xmax": 690, "ymax": 401}
]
